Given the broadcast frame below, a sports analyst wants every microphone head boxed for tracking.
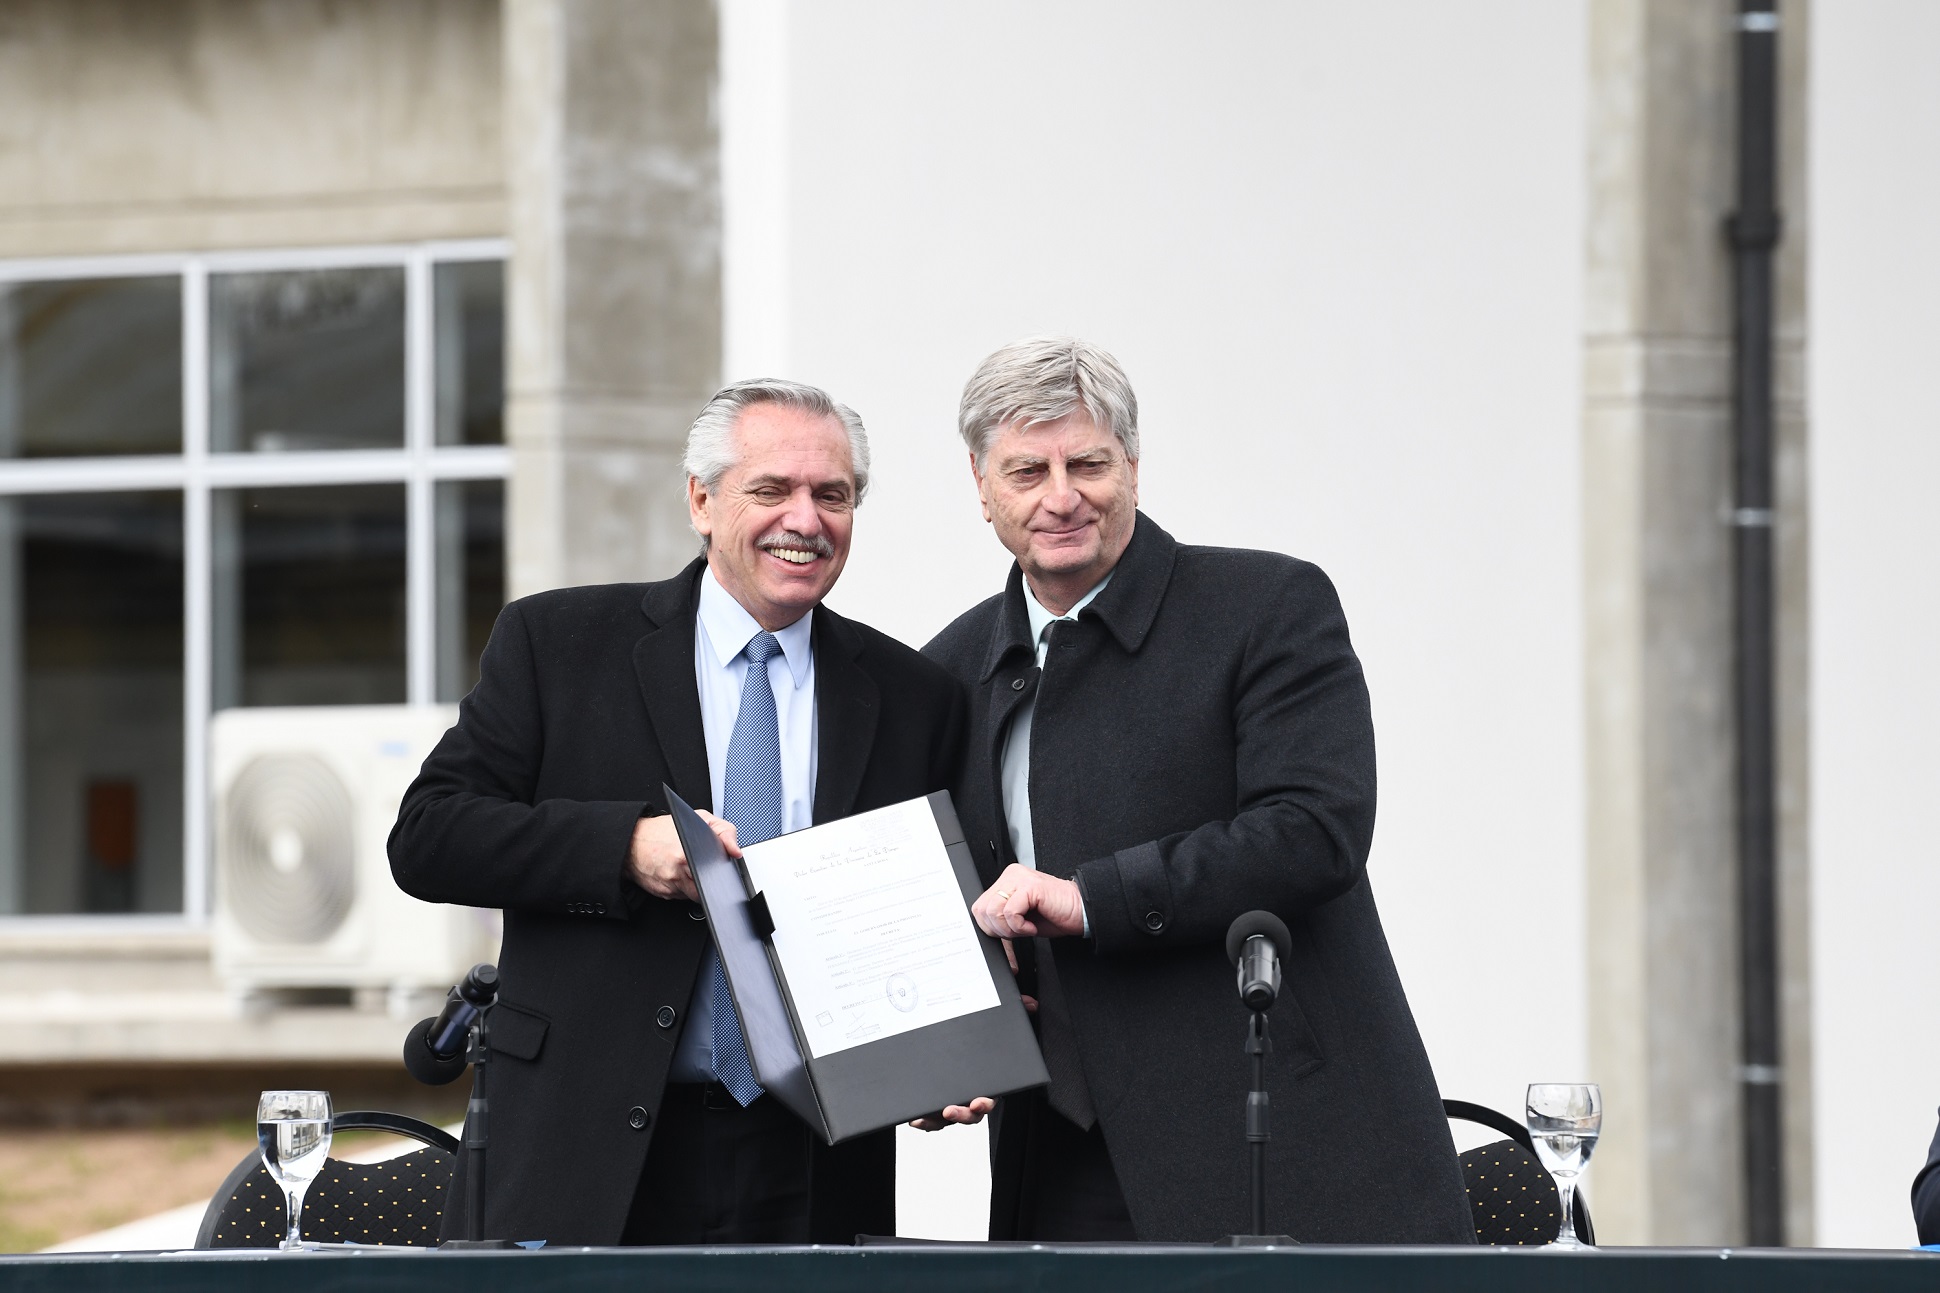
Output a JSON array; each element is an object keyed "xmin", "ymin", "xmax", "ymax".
[
  {"xmin": 1226, "ymin": 911, "xmax": 1292, "ymax": 967},
  {"xmin": 403, "ymin": 1016, "xmax": 471, "ymax": 1086},
  {"xmin": 458, "ymin": 963, "xmax": 500, "ymax": 1006}
]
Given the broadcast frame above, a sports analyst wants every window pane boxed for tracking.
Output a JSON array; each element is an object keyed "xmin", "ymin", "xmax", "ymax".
[
  {"xmin": 434, "ymin": 261, "xmax": 504, "ymax": 446},
  {"xmin": 435, "ymin": 479, "xmax": 506, "ymax": 702},
  {"xmin": 210, "ymin": 268, "xmax": 404, "ymax": 453},
  {"xmin": 0, "ymin": 492, "xmax": 184, "ymax": 915},
  {"xmin": 0, "ymin": 277, "xmax": 183, "ymax": 459},
  {"xmin": 213, "ymin": 485, "xmax": 405, "ymax": 707}
]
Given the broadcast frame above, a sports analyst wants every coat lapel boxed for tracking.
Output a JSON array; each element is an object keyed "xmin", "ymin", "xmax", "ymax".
[
  {"xmin": 980, "ymin": 678, "xmax": 1034, "ymax": 877},
  {"xmin": 632, "ymin": 560, "xmax": 712, "ymax": 809},
  {"xmin": 811, "ymin": 606, "xmax": 879, "ymax": 823},
  {"xmin": 1080, "ymin": 511, "xmax": 1177, "ymax": 656},
  {"xmin": 976, "ymin": 566, "xmax": 1039, "ymax": 873},
  {"xmin": 978, "ymin": 564, "xmax": 1039, "ymax": 685}
]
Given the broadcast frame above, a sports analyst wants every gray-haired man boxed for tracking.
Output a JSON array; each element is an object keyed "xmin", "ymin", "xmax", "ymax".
[
  {"xmin": 393, "ymin": 379, "xmax": 963, "ymax": 1245},
  {"xmin": 919, "ymin": 337, "xmax": 1475, "ymax": 1243}
]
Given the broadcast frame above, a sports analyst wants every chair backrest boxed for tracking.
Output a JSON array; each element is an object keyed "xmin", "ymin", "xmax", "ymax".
[
  {"xmin": 195, "ymin": 1110, "xmax": 458, "ymax": 1249},
  {"xmin": 1444, "ymin": 1099, "xmax": 1596, "ymax": 1246},
  {"xmin": 1457, "ymin": 1138, "xmax": 1564, "ymax": 1245}
]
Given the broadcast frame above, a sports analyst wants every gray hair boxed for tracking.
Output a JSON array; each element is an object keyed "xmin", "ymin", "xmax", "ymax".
[
  {"xmin": 957, "ymin": 336, "xmax": 1139, "ymax": 469},
  {"xmin": 683, "ymin": 377, "xmax": 871, "ymax": 500}
]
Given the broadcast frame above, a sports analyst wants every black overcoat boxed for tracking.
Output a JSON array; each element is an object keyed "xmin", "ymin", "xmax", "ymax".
[
  {"xmin": 1916, "ymin": 1111, "xmax": 1940, "ymax": 1244},
  {"xmin": 389, "ymin": 560, "xmax": 964, "ymax": 1245},
  {"xmin": 923, "ymin": 513, "xmax": 1475, "ymax": 1244}
]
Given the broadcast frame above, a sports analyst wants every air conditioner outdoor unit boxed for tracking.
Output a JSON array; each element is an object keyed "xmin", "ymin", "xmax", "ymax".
[{"xmin": 211, "ymin": 705, "xmax": 496, "ymax": 1010}]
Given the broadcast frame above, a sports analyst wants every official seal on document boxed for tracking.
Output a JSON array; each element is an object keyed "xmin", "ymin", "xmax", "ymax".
[{"xmin": 885, "ymin": 972, "xmax": 919, "ymax": 1013}]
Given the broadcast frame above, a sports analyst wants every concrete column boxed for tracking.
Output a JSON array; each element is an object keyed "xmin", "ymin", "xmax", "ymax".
[
  {"xmin": 0, "ymin": 293, "xmax": 20, "ymax": 913},
  {"xmin": 0, "ymin": 500, "xmax": 19, "ymax": 915},
  {"xmin": 1772, "ymin": 1, "xmax": 1813, "ymax": 1248},
  {"xmin": 1581, "ymin": 0, "xmax": 1811, "ymax": 1245},
  {"xmin": 503, "ymin": 0, "xmax": 722, "ymax": 596}
]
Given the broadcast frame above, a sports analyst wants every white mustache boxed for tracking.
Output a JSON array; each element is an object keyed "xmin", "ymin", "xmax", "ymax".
[{"xmin": 758, "ymin": 531, "xmax": 834, "ymax": 558}]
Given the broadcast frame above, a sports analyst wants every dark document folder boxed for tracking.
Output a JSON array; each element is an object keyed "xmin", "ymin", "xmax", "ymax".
[{"xmin": 665, "ymin": 786, "xmax": 1048, "ymax": 1144}]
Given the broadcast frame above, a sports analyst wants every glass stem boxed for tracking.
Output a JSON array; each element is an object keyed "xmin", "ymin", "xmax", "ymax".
[
  {"xmin": 283, "ymin": 1182, "xmax": 307, "ymax": 1250},
  {"xmin": 1555, "ymin": 1173, "xmax": 1578, "ymax": 1246}
]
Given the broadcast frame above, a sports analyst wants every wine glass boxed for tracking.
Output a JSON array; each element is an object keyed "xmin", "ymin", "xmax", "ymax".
[
  {"xmin": 257, "ymin": 1090, "xmax": 332, "ymax": 1251},
  {"xmin": 1526, "ymin": 1083, "xmax": 1601, "ymax": 1249}
]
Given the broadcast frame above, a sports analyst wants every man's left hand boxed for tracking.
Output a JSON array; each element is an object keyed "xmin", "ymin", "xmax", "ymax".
[{"xmin": 972, "ymin": 864, "xmax": 1085, "ymax": 940}]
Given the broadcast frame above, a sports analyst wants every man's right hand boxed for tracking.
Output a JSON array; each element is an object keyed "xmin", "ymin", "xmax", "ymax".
[{"xmin": 628, "ymin": 811, "xmax": 739, "ymax": 901}]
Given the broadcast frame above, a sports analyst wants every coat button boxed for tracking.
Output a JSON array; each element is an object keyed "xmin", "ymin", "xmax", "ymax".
[
  {"xmin": 1011, "ymin": 677, "xmax": 1026, "ymax": 691},
  {"xmin": 688, "ymin": 905, "xmax": 708, "ymax": 921},
  {"xmin": 627, "ymin": 1106, "xmax": 650, "ymax": 1130},
  {"xmin": 1143, "ymin": 910, "xmax": 1166, "ymax": 933},
  {"xmin": 656, "ymin": 1006, "xmax": 678, "ymax": 1030}
]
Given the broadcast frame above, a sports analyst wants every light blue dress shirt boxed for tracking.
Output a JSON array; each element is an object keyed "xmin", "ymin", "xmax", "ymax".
[
  {"xmin": 668, "ymin": 569, "xmax": 818, "ymax": 1082},
  {"xmin": 1000, "ymin": 572, "xmax": 1111, "ymax": 937}
]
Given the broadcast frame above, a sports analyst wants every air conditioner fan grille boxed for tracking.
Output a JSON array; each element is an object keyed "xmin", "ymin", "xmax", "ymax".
[{"xmin": 221, "ymin": 753, "xmax": 356, "ymax": 945}]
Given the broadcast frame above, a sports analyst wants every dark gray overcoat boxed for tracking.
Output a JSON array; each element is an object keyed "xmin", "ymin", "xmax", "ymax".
[{"xmin": 923, "ymin": 512, "xmax": 1475, "ymax": 1244}]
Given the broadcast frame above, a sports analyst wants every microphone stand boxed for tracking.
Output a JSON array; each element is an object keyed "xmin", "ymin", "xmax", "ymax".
[
  {"xmin": 1222, "ymin": 913, "xmax": 1297, "ymax": 1247},
  {"xmin": 440, "ymin": 997, "xmax": 517, "ymax": 1249},
  {"xmin": 1245, "ymin": 1009, "xmax": 1270, "ymax": 1238},
  {"xmin": 465, "ymin": 1009, "xmax": 492, "ymax": 1243},
  {"xmin": 1221, "ymin": 1007, "xmax": 1295, "ymax": 1245}
]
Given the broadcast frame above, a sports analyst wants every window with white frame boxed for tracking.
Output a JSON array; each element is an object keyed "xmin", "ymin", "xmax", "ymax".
[{"xmin": 0, "ymin": 242, "xmax": 509, "ymax": 920}]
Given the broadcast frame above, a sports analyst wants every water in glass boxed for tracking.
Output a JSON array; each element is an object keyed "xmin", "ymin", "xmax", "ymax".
[
  {"xmin": 257, "ymin": 1090, "xmax": 332, "ymax": 1250},
  {"xmin": 1526, "ymin": 1083, "xmax": 1602, "ymax": 1249},
  {"xmin": 1530, "ymin": 1127, "xmax": 1599, "ymax": 1178}
]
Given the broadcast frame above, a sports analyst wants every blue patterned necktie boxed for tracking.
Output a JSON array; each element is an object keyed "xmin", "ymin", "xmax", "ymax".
[{"xmin": 705, "ymin": 630, "xmax": 786, "ymax": 1107}]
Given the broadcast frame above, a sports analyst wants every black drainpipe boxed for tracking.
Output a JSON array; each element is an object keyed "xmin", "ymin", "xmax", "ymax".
[{"xmin": 1727, "ymin": 0, "xmax": 1784, "ymax": 1248}]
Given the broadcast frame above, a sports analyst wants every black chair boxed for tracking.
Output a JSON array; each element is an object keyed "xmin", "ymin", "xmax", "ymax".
[
  {"xmin": 195, "ymin": 1110, "xmax": 459, "ymax": 1249},
  {"xmin": 1444, "ymin": 1099, "xmax": 1595, "ymax": 1247}
]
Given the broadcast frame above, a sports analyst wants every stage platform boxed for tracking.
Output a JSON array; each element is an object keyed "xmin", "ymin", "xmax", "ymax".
[{"xmin": 0, "ymin": 1243, "xmax": 1933, "ymax": 1292}]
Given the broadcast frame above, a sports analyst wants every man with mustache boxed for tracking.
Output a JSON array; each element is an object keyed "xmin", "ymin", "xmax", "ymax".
[
  {"xmin": 392, "ymin": 379, "xmax": 963, "ymax": 1245},
  {"xmin": 918, "ymin": 337, "xmax": 1474, "ymax": 1243}
]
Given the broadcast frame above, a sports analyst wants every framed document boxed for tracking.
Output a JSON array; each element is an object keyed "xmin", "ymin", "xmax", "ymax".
[{"xmin": 665, "ymin": 786, "xmax": 1049, "ymax": 1145}]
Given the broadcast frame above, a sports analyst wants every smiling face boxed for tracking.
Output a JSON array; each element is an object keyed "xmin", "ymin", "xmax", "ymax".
[
  {"xmin": 688, "ymin": 402, "xmax": 857, "ymax": 630},
  {"xmin": 973, "ymin": 410, "xmax": 1138, "ymax": 614}
]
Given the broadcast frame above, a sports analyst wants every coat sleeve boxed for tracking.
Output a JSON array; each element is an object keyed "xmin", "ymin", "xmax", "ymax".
[
  {"xmin": 1074, "ymin": 562, "xmax": 1378, "ymax": 956},
  {"xmin": 388, "ymin": 599, "xmax": 649, "ymax": 918},
  {"xmin": 1916, "ymin": 1109, "xmax": 1940, "ymax": 1245}
]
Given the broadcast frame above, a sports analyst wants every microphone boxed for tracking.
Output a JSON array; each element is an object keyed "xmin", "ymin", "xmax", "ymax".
[
  {"xmin": 1225, "ymin": 912, "xmax": 1292, "ymax": 1013},
  {"xmin": 403, "ymin": 963, "xmax": 499, "ymax": 1086}
]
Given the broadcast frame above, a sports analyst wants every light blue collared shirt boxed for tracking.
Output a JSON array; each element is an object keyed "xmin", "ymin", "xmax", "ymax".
[
  {"xmin": 668, "ymin": 568, "xmax": 818, "ymax": 1082},
  {"xmin": 1000, "ymin": 573, "xmax": 1111, "ymax": 937}
]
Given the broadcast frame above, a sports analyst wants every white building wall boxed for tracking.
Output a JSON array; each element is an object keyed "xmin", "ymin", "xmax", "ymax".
[
  {"xmin": 724, "ymin": 0, "xmax": 1591, "ymax": 1233},
  {"xmin": 1808, "ymin": 0, "xmax": 1940, "ymax": 1252}
]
